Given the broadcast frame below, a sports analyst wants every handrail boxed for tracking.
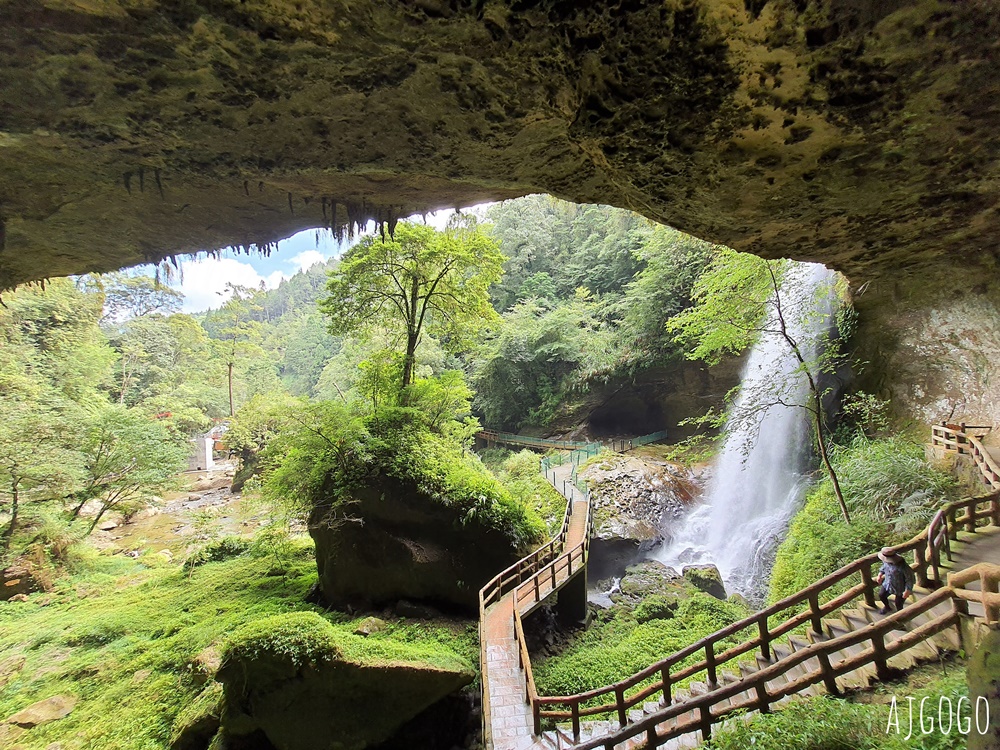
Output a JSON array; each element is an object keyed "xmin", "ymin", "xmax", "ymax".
[
  {"xmin": 572, "ymin": 586, "xmax": 963, "ymax": 750},
  {"xmin": 948, "ymin": 562, "xmax": 1000, "ymax": 624},
  {"xmin": 482, "ymin": 422, "xmax": 1000, "ymax": 749},
  {"xmin": 529, "ymin": 490, "xmax": 999, "ymax": 735}
]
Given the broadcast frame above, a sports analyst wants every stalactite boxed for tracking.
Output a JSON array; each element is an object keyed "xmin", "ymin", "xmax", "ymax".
[
  {"xmin": 244, "ymin": 180, "xmax": 250, "ymax": 196},
  {"xmin": 258, "ymin": 181, "xmax": 264, "ymax": 192},
  {"xmin": 138, "ymin": 167, "xmax": 145, "ymax": 193},
  {"xmin": 0, "ymin": 217, "xmax": 5, "ymax": 253},
  {"xmin": 287, "ymin": 192, "xmax": 294, "ymax": 213},
  {"xmin": 321, "ymin": 197, "xmax": 328, "ymax": 222},
  {"xmin": 154, "ymin": 169, "xmax": 164, "ymax": 199},
  {"xmin": 331, "ymin": 201, "xmax": 339, "ymax": 237},
  {"xmin": 123, "ymin": 171, "xmax": 133, "ymax": 194},
  {"xmin": 388, "ymin": 209, "xmax": 398, "ymax": 239}
]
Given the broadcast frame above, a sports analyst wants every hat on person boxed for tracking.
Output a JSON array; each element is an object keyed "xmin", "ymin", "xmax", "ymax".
[{"xmin": 878, "ymin": 546, "xmax": 901, "ymax": 562}]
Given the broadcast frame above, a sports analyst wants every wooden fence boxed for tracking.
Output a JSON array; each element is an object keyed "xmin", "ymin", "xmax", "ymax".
[
  {"xmin": 544, "ymin": 491, "xmax": 1000, "ymax": 747},
  {"xmin": 932, "ymin": 422, "xmax": 1000, "ymax": 489}
]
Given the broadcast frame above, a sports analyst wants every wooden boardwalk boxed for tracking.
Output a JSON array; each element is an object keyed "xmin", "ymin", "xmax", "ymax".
[{"xmin": 479, "ymin": 423, "xmax": 1000, "ymax": 750}]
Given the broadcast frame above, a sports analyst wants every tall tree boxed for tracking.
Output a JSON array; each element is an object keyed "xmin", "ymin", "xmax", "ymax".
[
  {"xmin": 321, "ymin": 220, "xmax": 504, "ymax": 391},
  {"xmin": 667, "ymin": 249, "xmax": 852, "ymax": 524}
]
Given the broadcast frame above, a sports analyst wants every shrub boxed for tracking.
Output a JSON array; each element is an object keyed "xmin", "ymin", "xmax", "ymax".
[
  {"xmin": 184, "ymin": 537, "xmax": 252, "ymax": 571},
  {"xmin": 633, "ymin": 595, "xmax": 678, "ymax": 623}
]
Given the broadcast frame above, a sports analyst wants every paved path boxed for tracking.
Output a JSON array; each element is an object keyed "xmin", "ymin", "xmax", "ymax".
[{"xmin": 484, "ymin": 460, "xmax": 586, "ymax": 750}]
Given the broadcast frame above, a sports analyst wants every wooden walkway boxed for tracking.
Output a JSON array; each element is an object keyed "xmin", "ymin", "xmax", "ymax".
[{"xmin": 478, "ymin": 423, "xmax": 1000, "ymax": 750}]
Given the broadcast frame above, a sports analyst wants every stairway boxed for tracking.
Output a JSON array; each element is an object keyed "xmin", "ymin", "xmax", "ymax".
[{"xmin": 544, "ymin": 530, "xmax": 997, "ymax": 750}]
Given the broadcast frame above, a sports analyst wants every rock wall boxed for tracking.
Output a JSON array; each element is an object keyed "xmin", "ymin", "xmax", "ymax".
[
  {"xmin": 852, "ymin": 271, "xmax": 1000, "ymax": 428},
  {"xmin": 3, "ymin": 1, "xmax": 1000, "ymax": 290}
]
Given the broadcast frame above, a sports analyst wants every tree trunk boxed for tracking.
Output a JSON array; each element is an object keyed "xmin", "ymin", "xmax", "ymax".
[
  {"xmin": 401, "ymin": 330, "xmax": 418, "ymax": 390},
  {"xmin": 88, "ymin": 502, "xmax": 109, "ymax": 533},
  {"xmin": 228, "ymin": 361, "xmax": 235, "ymax": 417},
  {"xmin": 813, "ymin": 397, "xmax": 851, "ymax": 524},
  {"xmin": 3, "ymin": 483, "xmax": 18, "ymax": 550}
]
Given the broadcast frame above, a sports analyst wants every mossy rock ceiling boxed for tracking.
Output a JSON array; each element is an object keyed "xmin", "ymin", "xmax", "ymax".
[{"xmin": 2, "ymin": 0, "xmax": 999, "ymax": 288}]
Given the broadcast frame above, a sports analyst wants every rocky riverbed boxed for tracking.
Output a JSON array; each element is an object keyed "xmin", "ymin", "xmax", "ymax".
[{"xmin": 579, "ymin": 450, "xmax": 707, "ymax": 582}]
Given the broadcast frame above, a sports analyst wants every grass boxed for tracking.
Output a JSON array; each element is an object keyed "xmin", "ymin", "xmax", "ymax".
[
  {"xmin": 0, "ymin": 539, "xmax": 476, "ymax": 750},
  {"xmin": 707, "ymin": 662, "xmax": 970, "ymax": 750},
  {"xmin": 533, "ymin": 592, "xmax": 753, "ymax": 709},
  {"xmin": 770, "ymin": 437, "xmax": 960, "ymax": 604},
  {"xmin": 479, "ymin": 448, "xmax": 568, "ymax": 535}
]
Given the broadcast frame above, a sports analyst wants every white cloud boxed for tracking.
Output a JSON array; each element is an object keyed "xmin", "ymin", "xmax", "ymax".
[
  {"xmin": 175, "ymin": 257, "xmax": 286, "ymax": 313},
  {"xmin": 287, "ymin": 250, "xmax": 326, "ymax": 273}
]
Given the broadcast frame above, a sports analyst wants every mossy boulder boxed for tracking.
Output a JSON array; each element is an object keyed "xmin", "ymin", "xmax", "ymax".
[
  {"xmin": 170, "ymin": 682, "xmax": 223, "ymax": 750},
  {"xmin": 216, "ymin": 612, "xmax": 474, "ymax": 750},
  {"xmin": 611, "ymin": 561, "xmax": 687, "ymax": 607},
  {"xmin": 682, "ymin": 565, "xmax": 727, "ymax": 601}
]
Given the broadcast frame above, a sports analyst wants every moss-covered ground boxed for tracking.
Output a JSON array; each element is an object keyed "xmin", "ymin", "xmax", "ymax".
[
  {"xmin": 707, "ymin": 661, "xmax": 969, "ymax": 750},
  {"xmin": 0, "ymin": 539, "xmax": 476, "ymax": 750}
]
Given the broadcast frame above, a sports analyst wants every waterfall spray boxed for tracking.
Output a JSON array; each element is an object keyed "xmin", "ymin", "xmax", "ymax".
[{"xmin": 658, "ymin": 262, "xmax": 840, "ymax": 601}]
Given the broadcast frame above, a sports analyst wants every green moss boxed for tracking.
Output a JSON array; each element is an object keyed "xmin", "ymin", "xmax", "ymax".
[
  {"xmin": 707, "ymin": 665, "xmax": 969, "ymax": 750},
  {"xmin": 0, "ymin": 539, "xmax": 475, "ymax": 750},
  {"xmin": 223, "ymin": 612, "xmax": 345, "ymax": 668},
  {"xmin": 633, "ymin": 594, "xmax": 679, "ymax": 623},
  {"xmin": 183, "ymin": 537, "xmax": 252, "ymax": 570},
  {"xmin": 535, "ymin": 593, "xmax": 751, "ymax": 703}
]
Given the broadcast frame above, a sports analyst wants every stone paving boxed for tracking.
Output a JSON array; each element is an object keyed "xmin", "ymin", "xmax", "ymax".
[{"xmin": 484, "ymin": 460, "xmax": 587, "ymax": 750}]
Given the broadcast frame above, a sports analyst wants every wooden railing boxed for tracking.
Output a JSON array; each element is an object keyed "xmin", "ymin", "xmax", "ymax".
[
  {"xmin": 932, "ymin": 422, "xmax": 1000, "ymax": 489},
  {"xmin": 949, "ymin": 562, "xmax": 1000, "ymax": 624},
  {"xmin": 573, "ymin": 586, "xmax": 965, "ymax": 750},
  {"xmin": 522, "ymin": 489, "xmax": 1000, "ymax": 744}
]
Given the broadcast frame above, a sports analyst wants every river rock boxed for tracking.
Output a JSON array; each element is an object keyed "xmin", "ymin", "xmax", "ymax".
[
  {"xmin": 6, "ymin": 695, "xmax": 77, "ymax": 728},
  {"xmin": 609, "ymin": 561, "xmax": 686, "ymax": 607},
  {"xmin": 682, "ymin": 565, "xmax": 727, "ymax": 600},
  {"xmin": 580, "ymin": 455, "xmax": 701, "ymax": 580},
  {"xmin": 353, "ymin": 617, "xmax": 387, "ymax": 637}
]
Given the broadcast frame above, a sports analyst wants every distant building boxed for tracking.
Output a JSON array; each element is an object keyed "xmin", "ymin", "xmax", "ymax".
[{"xmin": 188, "ymin": 423, "xmax": 229, "ymax": 471}]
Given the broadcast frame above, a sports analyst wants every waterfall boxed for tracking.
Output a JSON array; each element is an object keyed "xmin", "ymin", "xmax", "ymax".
[{"xmin": 657, "ymin": 262, "xmax": 840, "ymax": 602}]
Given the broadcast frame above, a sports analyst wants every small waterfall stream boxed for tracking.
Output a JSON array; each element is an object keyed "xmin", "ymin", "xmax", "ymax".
[{"xmin": 657, "ymin": 262, "xmax": 840, "ymax": 602}]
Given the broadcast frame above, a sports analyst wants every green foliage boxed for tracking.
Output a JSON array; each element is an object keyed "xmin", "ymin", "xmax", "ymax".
[
  {"xmin": 837, "ymin": 391, "xmax": 892, "ymax": 440},
  {"xmin": 223, "ymin": 611, "xmax": 345, "ymax": 667},
  {"xmin": 322, "ymin": 220, "xmax": 504, "ymax": 389},
  {"xmin": 183, "ymin": 537, "xmax": 252, "ymax": 570},
  {"xmin": 707, "ymin": 667, "xmax": 969, "ymax": 750},
  {"xmin": 535, "ymin": 592, "xmax": 750, "ymax": 699},
  {"xmin": 666, "ymin": 249, "xmax": 778, "ymax": 365},
  {"xmin": 471, "ymin": 291, "xmax": 616, "ymax": 430},
  {"xmin": 480, "ymin": 449, "xmax": 566, "ymax": 535},
  {"xmin": 633, "ymin": 595, "xmax": 679, "ymax": 623},
  {"xmin": 770, "ymin": 437, "xmax": 960, "ymax": 602},
  {"xmin": 0, "ymin": 540, "xmax": 476, "ymax": 750}
]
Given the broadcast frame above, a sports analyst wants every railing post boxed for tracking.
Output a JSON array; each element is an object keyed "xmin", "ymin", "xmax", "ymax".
[
  {"xmin": 705, "ymin": 642, "xmax": 717, "ymax": 686},
  {"xmin": 534, "ymin": 575, "xmax": 540, "ymax": 603},
  {"xmin": 872, "ymin": 631, "xmax": 890, "ymax": 681},
  {"xmin": 982, "ymin": 570, "xmax": 1000, "ymax": 624},
  {"xmin": 817, "ymin": 651, "xmax": 839, "ymax": 695},
  {"xmin": 572, "ymin": 701, "xmax": 581, "ymax": 742},
  {"xmin": 860, "ymin": 564, "xmax": 876, "ymax": 607},
  {"xmin": 533, "ymin": 701, "xmax": 541, "ymax": 736},
  {"xmin": 914, "ymin": 544, "xmax": 929, "ymax": 588},
  {"xmin": 948, "ymin": 507, "xmax": 960, "ymax": 541},
  {"xmin": 699, "ymin": 705, "xmax": 712, "ymax": 742},
  {"xmin": 808, "ymin": 592, "xmax": 823, "ymax": 636},
  {"xmin": 660, "ymin": 667, "xmax": 671, "ymax": 706},
  {"xmin": 758, "ymin": 615, "xmax": 771, "ymax": 661},
  {"xmin": 616, "ymin": 686, "xmax": 627, "ymax": 727},
  {"xmin": 967, "ymin": 498, "xmax": 977, "ymax": 533},
  {"xmin": 754, "ymin": 680, "xmax": 770, "ymax": 714}
]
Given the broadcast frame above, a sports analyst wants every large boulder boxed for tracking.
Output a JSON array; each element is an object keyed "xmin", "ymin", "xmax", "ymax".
[
  {"xmin": 581, "ymin": 454, "xmax": 702, "ymax": 580},
  {"xmin": 216, "ymin": 613, "xmax": 474, "ymax": 750},
  {"xmin": 682, "ymin": 564, "xmax": 727, "ymax": 601},
  {"xmin": 310, "ymin": 475, "xmax": 524, "ymax": 613}
]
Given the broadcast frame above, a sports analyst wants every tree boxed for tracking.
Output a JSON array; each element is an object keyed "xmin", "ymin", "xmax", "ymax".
[
  {"xmin": 667, "ymin": 250, "xmax": 852, "ymax": 524},
  {"xmin": 80, "ymin": 272, "xmax": 182, "ymax": 322},
  {"xmin": 214, "ymin": 285, "xmax": 266, "ymax": 416},
  {"xmin": 0, "ymin": 400, "xmax": 81, "ymax": 549},
  {"xmin": 70, "ymin": 405, "xmax": 186, "ymax": 531},
  {"xmin": 321, "ymin": 220, "xmax": 504, "ymax": 391}
]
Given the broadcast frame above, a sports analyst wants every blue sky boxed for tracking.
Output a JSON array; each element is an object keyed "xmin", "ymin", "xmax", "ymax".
[{"xmin": 170, "ymin": 209, "xmax": 467, "ymax": 312}]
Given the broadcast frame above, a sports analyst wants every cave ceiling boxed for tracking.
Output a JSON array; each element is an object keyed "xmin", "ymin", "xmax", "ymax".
[{"xmin": 1, "ymin": 0, "xmax": 999, "ymax": 289}]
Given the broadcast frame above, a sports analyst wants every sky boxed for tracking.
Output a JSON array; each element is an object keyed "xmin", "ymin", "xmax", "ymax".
[{"xmin": 169, "ymin": 209, "xmax": 470, "ymax": 313}]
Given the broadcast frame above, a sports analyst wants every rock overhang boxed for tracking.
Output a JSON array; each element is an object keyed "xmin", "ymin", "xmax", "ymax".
[{"xmin": 1, "ymin": 0, "xmax": 999, "ymax": 288}]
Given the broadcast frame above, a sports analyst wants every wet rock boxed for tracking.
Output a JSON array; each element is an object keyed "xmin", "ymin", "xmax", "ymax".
[
  {"xmin": 6, "ymin": 695, "xmax": 77, "ymax": 728},
  {"xmin": 612, "ymin": 561, "xmax": 686, "ymax": 607},
  {"xmin": 97, "ymin": 520, "xmax": 118, "ymax": 531},
  {"xmin": 190, "ymin": 646, "xmax": 222, "ymax": 686},
  {"xmin": 353, "ymin": 617, "xmax": 387, "ymax": 637},
  {"xmin": 131, "ymin": 669, "xmax": 153, "ymax": 684},
  {"xmin": 1, "ymin": 562, "xmax": 42, "ymax": 601},
  {"xmin": 682, "ymin": 565, "xmax": 727, "ymax": 601},
  {"xmin": 580, "ymin": 454, "xmax": 702, "ymax": 580}
]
